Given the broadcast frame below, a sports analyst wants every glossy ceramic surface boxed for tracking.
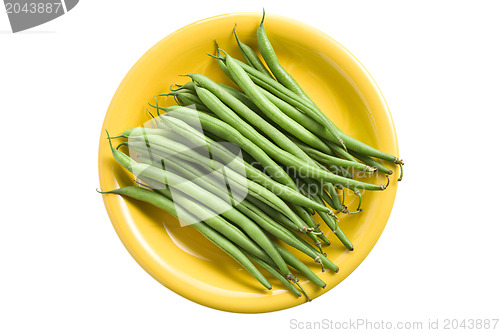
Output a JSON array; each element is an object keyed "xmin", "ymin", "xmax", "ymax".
[{"xmin": 98, "ymin": 12, "xmax": 399, "ymax": 313}]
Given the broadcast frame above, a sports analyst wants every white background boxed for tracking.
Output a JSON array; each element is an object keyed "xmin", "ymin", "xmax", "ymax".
[{"xmin": 1, "ymin": 1, "xmax": 499, "ymax": 332}]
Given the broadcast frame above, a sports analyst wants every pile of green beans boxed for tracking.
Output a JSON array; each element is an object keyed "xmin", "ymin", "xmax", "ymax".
[{"xmin": 100, "ymin": 12, "xmax": 403, "ymax": 301}]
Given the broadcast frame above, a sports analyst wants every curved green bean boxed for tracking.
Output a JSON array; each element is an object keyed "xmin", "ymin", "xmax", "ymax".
[
  {"xmin": 256, "ymin": 10, "xmax": 310, "ymax": 103},
  {"xmin": 234, "ymin": 28, "xmax": 274, "ymax": 79},
  {"xmin": 98, "ymin": 186, "xmax": 272, "ymax": 289},
  {"xmin": 273, "ymin": 242, "xmax": 326, "ymax": 288}
]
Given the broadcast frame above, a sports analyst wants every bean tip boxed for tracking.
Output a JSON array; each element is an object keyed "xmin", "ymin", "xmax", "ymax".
[
  {"xmin": 380, "ymin": 175, "xmax": 390, "ymax": 190},
  {"xmin": 233, "ymin": 24, "xmax": 240, "ymax": 41}
]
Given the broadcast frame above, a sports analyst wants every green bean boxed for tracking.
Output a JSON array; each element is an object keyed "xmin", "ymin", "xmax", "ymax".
[
  {"xmin": 213, "ymin": 40, "xmax": 234, "ymax": 80},
  {"xmin": 147, "ymin": 104, "xmax": 184, "ymax": 114},
  {"xmin": 234, "ymin": 28, "xmax": 274, "ymax": 79},
  {"xmin": 398, "ymin": 163, "xmax": 403, "ymax": 182},
  {"xmin": 244, "ymin": 194, "xmax": 326, "ymax": 253},
  {"xmin": 273, "ymin": 242, "xmax": 326, "ymax": 289},
  {"xmin": 107, "ymin": 135, "xmax": 291, "ymax": 276},
  {"xmin": 172, "ymin": 83, "xmax": 194, "ymax": 93},
  {"xmin": 245, "ymin": 196, "xmax": 299, "ymax": 231},
  {"xmin": 220, "ymin": 54, "xmax": 334, "ymax": 154},
  {"xmin": 178, "ymin": 78, "xmax": 270, "ymax": 121},
  {"xmin": 340, "ymin": 135, "xmax": 402, "ymax": 164},
  {"xmin": 323, "ymin": 183, "xmax": 348, "ymax": 214},
  {"xmin": 98, "ymin": 186, "xmax": 272, "ymax": 289},
  {"xmin": 349, "ymin": 150, "xmax": 393, "ymax": 175},
  {"xmin": 287, "ymin": 136, "xmax": 374, "ymax": 172},
  {"xmin": 257, "ymin": 10, "xmax": 310, "ymax": 103},
  {"xmin": 334, "ymin": 227, "xmax": 354, "ymax": 251},
  {"xmin": 236, "ymin": 37, "xmax": 254, "ymax": 68},
  {"xmin": 297, "ymin": 178, "xmax": 336, "ymax": 231},
  {"xmin": 327, "ymin": 134, "xmax": 402, "ymax": 166},
  {"xmin": 300, "ymin": 210, "xmax": 330, "ymax": 249},
  {"xmin": 218, "ymin": 84, "xmax": 266, "ymax": 115},
  {"xmin": 292, "ymin": 234, "xmax": 339, "ymax": 273},
  {"xmin": 325, "ymin": 141, "xmax": 358, "ymax": 162},
  {"xmin": 234, "ymin": 198, "xmax": 337, "ymax": 271},
  {"xmin": 234, "ymin": 200, "xmax": 320, "ymax": 260},
  {"xmin": 215, "ymin": 82, "xmax": 262, "ymax": 113},
  {"xmin": 171, "ymin": 92, "xmax": 211, "ymax": 112},
  {"xmin": 255, "ymin": 84, "xmax": 332, "ymax": 135},
  {"xmin": 292, "ymin": 167, "xmax": 347, "ymax": 214},
  {"xmin": 211, "ymin": 58, "xmax": 274, "ymax": 121},
  {"xmin": 110, "ymin": 127, "xmax": 168, "ymax": 139},
  {"xmin": 316, "ymin": 193, "xmax": 356, "ymax": 249},
  {"xmin": 171, "ymin": 81, "xmax": 196, "ymax": 91},
  {"xmin": 320, "ymin": 185, "xmax": 345, "ymax": 213},
  {"xmin": 242, "ymin": 250, "xmax": 302, "ymax": 297},
  {"xmin": 167, "ymin": 88, "xmax": 193, "ymax": 95},
  {"xmin": 159, "ymin": 91, "xmax": 204, "ymax": 106},
  {"xmin": 313, "ymin": 154, "xmax": 353, "ymax": 179}
]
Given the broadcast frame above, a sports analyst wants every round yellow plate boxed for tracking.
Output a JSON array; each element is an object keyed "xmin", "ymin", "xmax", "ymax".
[{"xmin": 98, "ymin": 12, "xmax": 399, "ymax": 313}]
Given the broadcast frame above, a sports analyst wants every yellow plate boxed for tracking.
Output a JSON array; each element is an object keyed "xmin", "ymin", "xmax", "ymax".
[{"xmin": 98, "ymin": 12, "xmax": 399, "ymax": 313}]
